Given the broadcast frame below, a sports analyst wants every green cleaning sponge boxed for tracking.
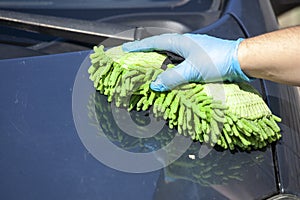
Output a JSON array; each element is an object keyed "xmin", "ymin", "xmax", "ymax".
[{"xmin": 88, "ymin": 45, "xmax": 282, "ymax": 150}]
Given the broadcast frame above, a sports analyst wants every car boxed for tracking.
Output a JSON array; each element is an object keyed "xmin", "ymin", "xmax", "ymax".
[{"xmin": 0, "ymin": 0, "xmax": 300, "ymax": 199}]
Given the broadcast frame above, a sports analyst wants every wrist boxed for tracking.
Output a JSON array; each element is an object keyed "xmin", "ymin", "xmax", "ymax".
[
  {"xmin": 237, "ymin": 39, "xmax": 249, "ymax": 74},
  {"xmin": 232, "ymin": 38, "xmax": 253, "ymax": 82},
  {"xmin": 237, "ymin": 39, "xmax": 257, "ymax": 81}
]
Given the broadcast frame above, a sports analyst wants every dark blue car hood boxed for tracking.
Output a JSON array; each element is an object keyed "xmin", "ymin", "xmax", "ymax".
[{"xmin": 0, "ymin": 50, "xmax": 294, "ymax": 200}]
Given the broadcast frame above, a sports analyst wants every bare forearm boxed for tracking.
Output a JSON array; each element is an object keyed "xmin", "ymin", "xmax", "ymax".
[{"xmin": 238, "ymin": 26, "xmax": 300, "ymax": 86}]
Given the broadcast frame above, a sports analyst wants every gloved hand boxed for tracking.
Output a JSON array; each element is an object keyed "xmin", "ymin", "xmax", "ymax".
[{"xmin": 122, "ymin": 33, "xmax": 252, "ymax": 92}]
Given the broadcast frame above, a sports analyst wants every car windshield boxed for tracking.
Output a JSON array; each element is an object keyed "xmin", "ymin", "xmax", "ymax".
[{"xmin": 0, "ymin": 0, "xmax": 189, "ymax": 9}]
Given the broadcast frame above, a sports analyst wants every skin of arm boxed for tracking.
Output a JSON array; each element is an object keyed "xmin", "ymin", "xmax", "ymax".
[{"xmin": 238, "ymin": 26, "xmax": 300, "ymax": 86}]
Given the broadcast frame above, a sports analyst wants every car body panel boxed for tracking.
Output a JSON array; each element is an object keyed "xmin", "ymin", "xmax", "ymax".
[
  {"xmin": 0, "ymin": 52, "xmax": 162, "ymax": 200},
  {"xmin": 265, "ymin": 81, "xmax": 300, "ymax": 196},
  {"xmin": 0, "ymin": 49, "xmax": 277, "ymax": 200}
]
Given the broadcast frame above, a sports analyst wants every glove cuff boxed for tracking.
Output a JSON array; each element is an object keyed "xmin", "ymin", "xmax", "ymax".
[{"xmin": 232, "ymin": 38, "xmax": 255, "ymax": 82}]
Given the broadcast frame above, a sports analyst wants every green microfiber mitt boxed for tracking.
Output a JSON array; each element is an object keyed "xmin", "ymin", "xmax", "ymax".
[{"xmin": 88, "ymin": 45, "xmax": 282, "ymax": 151}]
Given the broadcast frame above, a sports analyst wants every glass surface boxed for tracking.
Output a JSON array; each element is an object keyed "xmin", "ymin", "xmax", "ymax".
[
  {"xmin": 0, "ymin": 0, "xmax": 189, "ymax": 9},
  {"xmin": 0, "ymin": 51, "xmax": 278, "ymax": 200}
]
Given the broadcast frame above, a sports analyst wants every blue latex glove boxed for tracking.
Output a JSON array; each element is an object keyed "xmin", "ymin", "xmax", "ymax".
[{"xmin": 122, "ymin": 33, "xmax": 251, "ymax": 92}]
